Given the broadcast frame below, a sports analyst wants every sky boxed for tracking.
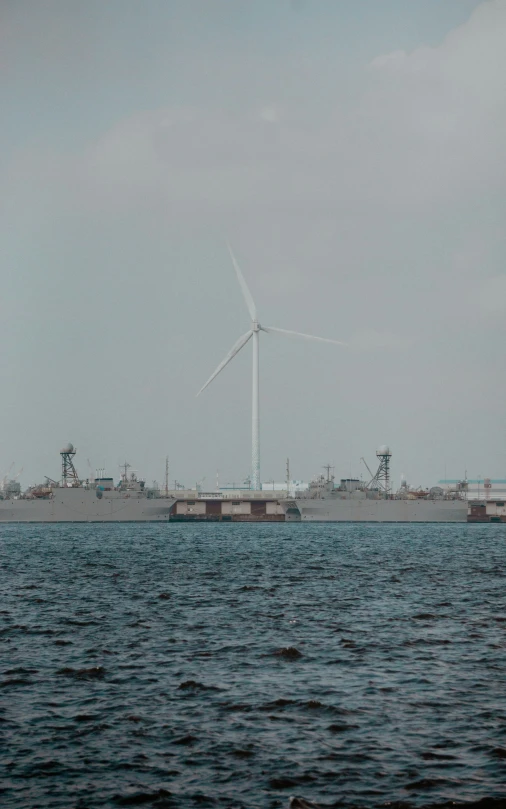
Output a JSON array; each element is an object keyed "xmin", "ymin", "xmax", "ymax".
[{"xmin": 1, "ymin": 0, "xmax": 505, "ymax": 490}]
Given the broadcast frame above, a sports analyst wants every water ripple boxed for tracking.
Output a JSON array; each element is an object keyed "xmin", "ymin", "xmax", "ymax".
[{"xmin": 1, "ymin": 523, "xmax": 506, "ymax": 808}]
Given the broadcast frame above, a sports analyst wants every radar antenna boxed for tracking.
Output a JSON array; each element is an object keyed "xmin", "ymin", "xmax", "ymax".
[
  {"xmin": 61, "ymin": 443, "xmax": 79, "ymax": 486},
  {"xmin": 366, "ymin": 446, "xmax": 392, "ymax": 493}
]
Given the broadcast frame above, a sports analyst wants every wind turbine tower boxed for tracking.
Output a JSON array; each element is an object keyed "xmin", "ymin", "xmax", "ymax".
[{"xmin": 197, "ymin": 245, "xmax": 346, "ymax": 491}]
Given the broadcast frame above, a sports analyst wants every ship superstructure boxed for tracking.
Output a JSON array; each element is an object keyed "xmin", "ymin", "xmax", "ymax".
[
  {"xmin": 281, "ymin": 446, "xmax": 468, "ymax": 523},
  {"xmin": 0, "ymin": 444, "xmax": 176, "ymax": 523}
]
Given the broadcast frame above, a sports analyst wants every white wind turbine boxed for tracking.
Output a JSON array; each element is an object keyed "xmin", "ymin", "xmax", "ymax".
[{"xmin": 197, "ymin": 245, "xmax": 346, "ymax": 491}]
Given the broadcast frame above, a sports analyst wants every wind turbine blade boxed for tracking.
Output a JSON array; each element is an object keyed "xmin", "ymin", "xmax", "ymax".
[
  {"xmin": 263, "ymin": 326, "xmax": 347, "ymax": 346},
  {"xmin": 227, "ymin": 243, "xmax": 257, "ymax": 322},
  {"xmin": 197, "ymin": 330, "xmax": 253, "ymax": 397}
]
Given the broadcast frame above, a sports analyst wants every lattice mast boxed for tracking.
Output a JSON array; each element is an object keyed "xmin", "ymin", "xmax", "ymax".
[
  {"xmin": 373, "ymin": 445, "xmax": 392, "ymax": 493},
  {"xmin": 60, "ymin": 443, "xmax": 80, "ymax": 487}
]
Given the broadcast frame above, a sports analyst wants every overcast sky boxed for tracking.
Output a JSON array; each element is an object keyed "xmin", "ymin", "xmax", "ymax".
[{"xmin": 1, "ymin": 0, "xmax": 505, "ymax": 490}]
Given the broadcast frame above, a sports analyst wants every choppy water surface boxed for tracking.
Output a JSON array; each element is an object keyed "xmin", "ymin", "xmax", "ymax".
[{"xmin": 1, "ymin": 524, "xmax": 506, "ymax": 809}]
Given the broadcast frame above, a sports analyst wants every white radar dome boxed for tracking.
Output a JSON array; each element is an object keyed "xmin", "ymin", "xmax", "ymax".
[
  {"xmin": 61, "ymin": 442, "xmax": 74, "ymax": 453},
  {"xmin": 376, "ymin": 445, "xmax": 391, "ymax": 456}
]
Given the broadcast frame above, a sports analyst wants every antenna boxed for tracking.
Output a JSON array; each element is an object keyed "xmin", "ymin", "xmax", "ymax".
[
  {"xmin": 373, "ymin": 446, "xmax": 392, "ymax": 493},
  {"xmin": 165, "ymin": 456, "xmax": 169, "ymax": 496},
  {"xmin": 286, "ymin": 457, "xmax": 290, "ymax": 494},
  {"xmin": 60, "ymin": 443, "xmax": 79, "ymax": 487},
  {"xmin": 323, "ymin": 463, "xmax": 334, "ymax": 483},
  {"xmin": 120, "ymin": 461, "xmax": 131, "ymax": 482},
  {"xmin": 360, "ymin": 457, "xmax": 375, "ymax": 479}
]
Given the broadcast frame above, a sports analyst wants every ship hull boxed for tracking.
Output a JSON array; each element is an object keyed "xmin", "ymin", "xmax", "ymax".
[
  {"xmin": 0, "ymin": 490, "xmax": 176, "ymax": 523},
  {"xmin": 282, "ymin": 497, "xmax": 467, "ymax": 523}
]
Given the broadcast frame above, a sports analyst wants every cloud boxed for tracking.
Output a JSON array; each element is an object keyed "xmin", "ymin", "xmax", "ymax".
[
  {"xmin": 259, "ymin": 104, "xmax": 281, "ymax": 123},
  {"xmin": 363, "ymin": 1, "xmax": 506, "ymax": 198},
  {"xmin": 348, "ymin": 330, "xmax": 411, "ymax": 352},
  {"xmin": 2, "ymin": 1, "xmax": 506, "ymax": 485},
  {"xmin": 369, "ymin": 50, "xmax": 410, "ymax": 71},
  {"xmin": 478, "ymin": 275, "xmax": 506, "ymax": 313},
  {"xmin": 7, "ymin": 0, "xmax": 503, "ymax": 227}
]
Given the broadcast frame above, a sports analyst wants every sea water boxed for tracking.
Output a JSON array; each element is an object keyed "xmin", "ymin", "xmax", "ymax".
[{"xmin": 1, "ymin": 523, "xmax": 505, "ymax": 808}]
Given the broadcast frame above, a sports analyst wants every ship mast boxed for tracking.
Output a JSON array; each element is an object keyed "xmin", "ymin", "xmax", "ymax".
[
  {"xmin": 369, "ymin": 446, "xmax": 392, "ymax": 493},
  {"xmin": 323, "ymin": 463, "xmax": 334, "ymax": 483},
  {"xmin": 60, "ymin": 443, "xmax": 79, "ymax": 487},
  {"xmin": 121, "ymin": 461, "xmax": 131, "ymax": 483}
]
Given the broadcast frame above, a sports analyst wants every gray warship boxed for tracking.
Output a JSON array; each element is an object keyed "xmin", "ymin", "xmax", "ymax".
[
  {"xmin": 281, "ymin": 446, "xmax": 468, "ymax": 523},
  {"xmin": 0, "ymin": 444, "xmax": 176, "ymax": 523}
]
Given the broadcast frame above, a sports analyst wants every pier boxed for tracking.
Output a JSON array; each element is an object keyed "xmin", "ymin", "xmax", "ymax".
[{"xmin": 169, "ymin": 490, "xmax": 285, "ymax": 522}]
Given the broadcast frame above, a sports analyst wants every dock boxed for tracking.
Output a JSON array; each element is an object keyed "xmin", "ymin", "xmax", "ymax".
[
  {"xmin": 468, "ymin": 499, "xmax": 506, "ymax": 523},
  {"xmin": 168, "ymin": 490, "xmax": 285, "ymax": 522}
]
